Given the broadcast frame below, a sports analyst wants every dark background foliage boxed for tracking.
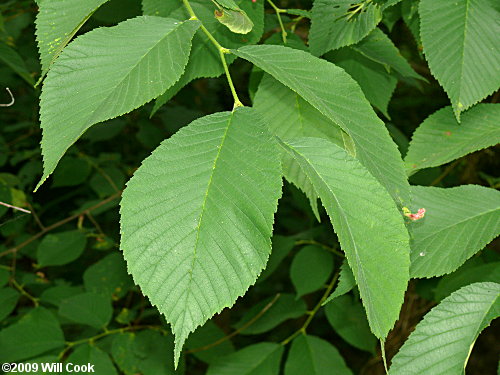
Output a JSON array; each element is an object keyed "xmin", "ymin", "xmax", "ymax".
[{"xmin": 0, "ymin": 0, "xmax": 498, "ymax": 374}]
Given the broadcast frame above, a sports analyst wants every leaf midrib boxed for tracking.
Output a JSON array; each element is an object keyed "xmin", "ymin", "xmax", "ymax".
[
  {"xmin": 181, "ymin": 111, "xmax": 235, "ymax": 331},
  {"xmin": 457, "ymin": 0, "xmax": 471, "ymax": 106}
]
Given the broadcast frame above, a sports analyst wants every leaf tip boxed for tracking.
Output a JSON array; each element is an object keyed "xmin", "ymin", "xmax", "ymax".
[{"xmin": 173, "ymin": 331, "xmax": 187, "ymax": 369}]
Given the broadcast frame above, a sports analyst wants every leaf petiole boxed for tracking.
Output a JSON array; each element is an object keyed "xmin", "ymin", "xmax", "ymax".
[{"xmin": 182, "ymin": 0, "xmax": 243, "ymax": 108}]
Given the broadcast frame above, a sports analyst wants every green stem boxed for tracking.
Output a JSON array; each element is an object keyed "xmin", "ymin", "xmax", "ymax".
[
  {"xmin": 295, "ymin": 239, "xmax": 344, "ymax": 258},
  {"xmin": 182, "ymin": 0, "xmax": 242, "ymax": 108},
  {"xmin": 181, "ymin": 0, "xmax": 196, "ymax": 18},
  {"xmin": 186, "ymin": 293, "xmax": 281, "ymax": 353},
  {"xmin": 380, "ymin": 339, "xmax": 388, "ymax": 373},
  {"xmin": 266, "ymin": 0, "xmax": 287, "ymax": 43},
  {"xmin": 291, "ymin": 16, "xmax": 303, "ymax": 34},
  {"xmin": 58, "ymin": 325, "xmax": 166, "ymax": 360},
  {"xmin": 281, "ymin": 271, "xmax": 340, "ymax": 345},
  {"xmin": 11, "ymin": 279, "xmax": 39, "ymax": 307},
  {"xmin": 219, "ymin": 49, "xmax": 243, "ymax": 108}
]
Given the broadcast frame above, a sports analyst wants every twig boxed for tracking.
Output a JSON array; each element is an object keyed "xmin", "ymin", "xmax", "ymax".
[
  {"xmin": 26, "ymin": 202, "xmax": 44, "ymax": 229},
  {"xmin": 295, "ymin": 239, "xmax": 344, "ymax": 258},
  {"xmin": 79, "ymin": 153, "xmax": 120, "ymax": 193},
  {"xmin": 266, "ymin": 0, "xmax": 287, "ymax": 43},
  {"xmin": 0, "ymin": 201, "xmax": 31, "ymax": 214},
  {"xmin": 281, "ymin": 271, "xmax": 340, "ymax": 345},
  {"xmin": 11, "ymin": 278, "xmax": 39, "ymax": 307},
  {"xmin": 86, "ymin": 211, "xmax": 105, "ymax": 236},
  {"xmin": 0, "ymin": 87, "xmax": 15, "ymax": 107},
  {"xmin": 182, "ymin": 0, "xmax": 243, "ymax": 107},
  {"xmin": 58, "ymin": 325, "xmax": 167, "ymax": 360},
  {"xmin": 0, "ymin": 191, "xmax": 121, "ymax": 258},
  {"xmin": 185, "ymin": 293, "xmax": 282, "ymax": 353},
  {"xmin": 431, "ymin": 159, "xmax": 461, "ymax": 186}
]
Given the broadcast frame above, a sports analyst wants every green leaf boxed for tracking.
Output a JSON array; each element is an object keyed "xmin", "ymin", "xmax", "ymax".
[
  {"xmin": 405, "ymin": 104, "xmax": 500, "ymax": 173},
  {"xmin": 389, "ymin": 282, "xmax": 500, "ymax": 374},
  {"xmin": 83, "ymin": 252, "xmax": 133, "ymax": 299},
  {"xmin": 382, "ymin": 0, "xmax": 404, "ymax": 9},
  {"xmin": 254, "ymin": 74, "xmax": 351, "ymax": 218},
  {"xmin": 35, "ymin": 0, "xmax": 110, "ymax": 78},
  {"xmin": 257, "ymin": 235, "xmax": 295, "ymax": 283},
  {"xmin": 89, "ymin": 166, "xmax": 126, "ymax": 198},
  {"xmin": 386, "ymin": 123, "xmax": 410, "ymax": 156},
  {"xmin": 111, "ymin": 333, "xmax": 139, "ymax": 375},
  {"xmin": 142, "ymin": 0, "xmax": 172, "ymax": 16},
  {"xmin": 325, "ymin": 295, "xmax": 377, "ymax": 353},
  {"xmin": 419, "ymin": 0, "xmax": 500, "ymax": 120},
  {"xmin": 382, "ymin": 4, "xmax": 401, "ymax": 32},
  {"xmin": 309, "ymin": 0, "xmax": 382, "ymax": 56},
  {"xmin": 17, "ymin": 356, "xmax": 59, "ymax": 374},
  {"xmin": 0, "ymin": 307, "xmax": 65, "ymax": 363},
  {"xmin": 213, "ymin": 0, "xmax": 241, "ymax": 11},
  {"xmin": 351, "ymin": 28, "xmax": 424, "ymax": 83},
  {"xmin": 323, "ymin": 259, "xmax": 356, "ymax": 305},
  {"xmin": 409, "ymin": 185, "xmax": 500, "ymax": 278},
  {"xmin": 59, "ymin": 292, "xmax": 113, "ymax": 329},
  {"xmin": 52, "ymin": 156, "xmax": 91, "ymax": 187},
  {"xmin": 233, "ymin": 294, "xmax": 307, "ymax": 335},
  {"xmin": 286, "ymin": 9, "xmax": 312, "ymax": 18},
  {"xmin": 65, "ymin": 344, "xmax": 117, "ymax": 375},
  {"xmin": 111, "ymin": 331, "xmax": 179, "ymax": 375},
  {"xmin": 435, "ymin": 262, "xmax": 500, "ymax": 301},
  {"xmin": 285, "ymin": 335, "xmax": 353, "ymax": 375},
  {"xmin": 0, "ymin": 182, "xmax": 12, "ymax": 219},
  {"xmin": 120, "ymin": 108, "xmax": 283, "ymax": 365},
  {"xmin": 185, "ymin": 321, "xmax": 235, "ymax": 364},
  {"xmin": 401, "ymin": 0, "xmax": 421, "ymax": 48},
  {"xmin": 0, "ymin": 268, "xmax": 9, "ymax": 287},
  {"xmin": 277, "ymin": 137, "xmax": 410, "ymax": 339},
  {"xmin": 234, "ymin": 45, "xmax": 410, "ymax": 206},
  {"xmin": 0, "ymin": 287, "xmax": 19, "ymax": 322},
  {"xmin": 149, "ymin": 0, "xmax": 264, "ymax": 115},
  {"xmin": 36, "ymin": 230, "xmax": 87, "ymax": 267},
  {"xmin": 325, "ymin": 46, "xmax": 398, "ymax": 118},
  {"xmin": 290, "ymin": 245, "xmax": 334, "ymax": 298},
  {"xmin": 37, "ymin": 16, "xmax": 200, "ymax": 190},
  {"xmin": 0, "ymin": 41, "xmax": 34, "ymax": 85},
  {"xmin": 40, "ymin": 284, "xmax": 84, "ymax": 306},
  {"xmin": 206, "ymin": 343, "xmax": 283, "ymax": 375},
  {"xmin": 214, "ymin": 8, "xmax": 254, "ymax": 34}
]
